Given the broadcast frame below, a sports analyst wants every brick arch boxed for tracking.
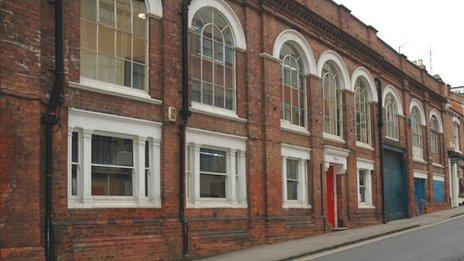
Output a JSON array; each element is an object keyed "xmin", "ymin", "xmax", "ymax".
[
  {"xmin": 351, "ymin": 67, "xmax": 378, "ymax": 102},
  {"xmin": 188, "ymin": 0, "xmax": 247, "ymax": 50},
  {"xmin": 272, "ymin": 29, "xmax": 317, "ymax": 75},
  {"xmin": 146, "ymin": 0, "xmax": 163, "ymax": 19},
  {"xmin": 317, "ymin": 50, "xmax": 351, "ymax": 91}
]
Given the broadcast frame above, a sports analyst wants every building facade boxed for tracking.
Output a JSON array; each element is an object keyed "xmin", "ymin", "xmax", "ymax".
[{"xmin": 0, "ymin": 0, "xmax": 461, "ymax": 259}]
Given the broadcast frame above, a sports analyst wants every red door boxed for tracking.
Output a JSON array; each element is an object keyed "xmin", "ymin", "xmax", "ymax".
[{"xmin": 326, "ymin": 166, "xmax": 335, "ymax": 227}]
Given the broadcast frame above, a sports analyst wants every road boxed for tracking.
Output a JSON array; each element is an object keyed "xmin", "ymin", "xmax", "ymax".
[{"xmin": 300, "ymin": 216, "xmax": 464, "ymax": 261}]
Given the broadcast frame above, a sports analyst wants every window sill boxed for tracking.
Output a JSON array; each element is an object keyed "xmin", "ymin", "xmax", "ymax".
[
  {"xmin": 70, "ymin": 78, "xmax": 162, "ymax": 105},
  {"xmin": 68, "ymin": 197, "xmax": 161, "ymax": 209},
  {"xmin": 187, "ymin": 199, "xmax": 248, "ymax": 209},
  {"xmin": 323, "ymin": 133, "xmax": 346, "ymax": 144},
  {"xmin": 385, "ymin": 136, "xmax": 400, "ymax": 142},
  {"xmin": 281, "ymin": 120, "xmax": 310, "ymax": 136},
  {"xmin": 432, "ymin": 163, "xmax": 445, "ymax": 168},
  {"xmin": 356, "ymin": 142, "xmax": 374, "ymax": 151},
  {"xmin": 190, "ymin": 102, "xmax": 247, "ymax": 123},
  {"xmin": 358, "ymin": 204, "xmax": 375, "ymax": 209},
  {"xmin": 283, "ymin": 201, "xmax": 311, "ymax": 209},
  {"xmin": 413, "ymin": 158, "xmax": 428, "ymax": 164}
]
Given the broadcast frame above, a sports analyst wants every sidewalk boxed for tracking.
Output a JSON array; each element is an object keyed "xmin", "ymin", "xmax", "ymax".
[{"xmin": 202, "ymin": 207, "xmax": 464, "ymax": 261}]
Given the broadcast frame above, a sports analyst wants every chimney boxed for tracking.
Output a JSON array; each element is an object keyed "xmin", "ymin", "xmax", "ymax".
[
  {"xmin": 433, "ymin": 74, "xmax": 443, "ymax": 82},
  {"xmin": 413, "ymin": 59, "xmax": 426, "ymax": 70}
]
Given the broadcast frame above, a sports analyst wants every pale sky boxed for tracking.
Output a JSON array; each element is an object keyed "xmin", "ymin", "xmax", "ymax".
[{"xmin": 332, "ymin": 0, "xmax": 464, "ymax": 87}]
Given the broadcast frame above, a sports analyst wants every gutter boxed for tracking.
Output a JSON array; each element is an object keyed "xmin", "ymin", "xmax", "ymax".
[
  {"xmin": 41, "ymin": 0, "xmax": 65, "ymax": 260},
  {"xmin": 180, "ymin": 0, "xmax": 192, "ymax": 257},
  {"xmin": 375, "ymin": 78, "xmax": 387, "ymax": 223}
]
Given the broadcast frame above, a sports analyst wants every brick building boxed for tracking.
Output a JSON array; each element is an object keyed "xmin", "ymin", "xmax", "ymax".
[{"xmin": 0, "ymin": 0, "xmax": 462, "ymax": 259}]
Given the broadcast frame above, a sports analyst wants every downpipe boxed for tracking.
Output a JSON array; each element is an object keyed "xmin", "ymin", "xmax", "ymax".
[
  {"xmin": 42, "ymin": 0, "xmax": 65, "ymax": 260},
  {"xmin": 375, "ymin": 78, "xmax": 388, "ymax": 224},
  {"xmin": 180, "ymin": 0, "xmax": 192, "ymax": 257},
  {"xmin": 321, "ymin": 162, "xmax": 327, "ymax": 233}
]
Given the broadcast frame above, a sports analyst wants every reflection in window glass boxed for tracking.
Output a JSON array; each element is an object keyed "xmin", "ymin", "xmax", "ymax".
[{"xmin": 80, "ymin": 0, "xmax": 147, "ymax": 90}]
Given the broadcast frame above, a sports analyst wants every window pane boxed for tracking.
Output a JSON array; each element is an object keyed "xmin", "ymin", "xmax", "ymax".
[
  {"xmin": 200, "ymin": 174, "xmax": 226, "ymax": 198},
  {"xmin": 81, "ymin": 0, "xmax": 97, "ymax": 22},
  {"xmin": 214, "ymin": 86, "xmax": 224, "ymax": 108},
  {"xmin": 98, "ymin": 25, "xmax": 115, "ymax": 55},
  {"xmin": 145, "ymin": 169, "xmax": 149, "ymax": 197},
  {"xmin": 98, "ymin": 54, "xmax": 115, "ymax": 83},
  {"xmin": 191, "ymin": 56, "xmax": 201, "ymax": 79},
  {"xmin": 225, "ymin": 46, "xmax": 234, "ymax": 67},
  {"xmin": 81, "ymin": 49, "xmax": 97, "ymax": 79},
  {"xmin": 202, "ymin": 60, "xmax": 213, "ymax": 83},
  {"xmin": 117, "ymin": 0, "xmax": 131, "ymax": 7},
  {"xmin": 200, "ymin": 149, "xmax": 226, "ymax": 173},
  {"xmin": 81, "ymin": 20, "xmax": 97, "ymax": 51},
  {"xmin": 287, "ymin": 180, "xmax": 298, "ymax": 200},
  {"xmin": 71, "ymin": 165, "xmax": 78, "ymax": 196},
  {"xmin": 91, "ymin": 135, "xmax": 134, "ymax": 166},
  {"xmin": 116, "ymin": 31, "xmax": 132, "ymax": 59},
  {"xmin": 214, "ymin": 64, "xmax": 224, "ymax": 85},
  {"xmin": 191, "ymin": 79, "xmax": 201, "ymax": 102},
  {"xmin": 114, "ymin": 58, "xmax": 131, "ymax": 87},
  {"xmin": 360, "ymin": 187, "xmax": 366, "ymax": 203},
  {"xmin": 99, "ymin": 0, "xmax": 115, "ymax": 26},
  {"xmin": 117, "ymin": 5, "xmax": 131, "ymax": 33},
  {"xmin": 132, "ymin": 63, "xmax": 145, "ymax": 89},
  {"xmin": 203, "ymin": 38, "xmax": 213, "ymax": 59},
  {"xmin": 225, "ymin": 88, "xmax": 233, "ymax": 110},
  {"xmin": 214, "ymin": 42, "xmax": 224, "ymax": 62},
  {"xmin": 225, "ymin": 67, "xmax": 233, "ymax": 88},
  {"xmin": 133, "ymin": 37, "xmax": 146, "ymax": 63},
  {"xmin": 286, "ymin": 159, "xmax": 298, "ymax": 179},
  {"xmin": 202, "ymin": 82, "xmax": 213, "ymax": 105},
  {"xmin": 72, "ymin": 132, "xmax": 79, "ymax": 162},
  {"xmin": 91, "ymin": 166, "xmax": 133, "ymax": 196}
]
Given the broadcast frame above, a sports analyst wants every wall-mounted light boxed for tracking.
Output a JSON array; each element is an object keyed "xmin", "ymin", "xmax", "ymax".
[{"xmin": 138, "ymin": 13, "xmax": 146, "ymax": 19}]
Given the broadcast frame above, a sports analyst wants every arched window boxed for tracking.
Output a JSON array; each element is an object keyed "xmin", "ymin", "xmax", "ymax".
[
  {"xmin": 80, "ymin": 0, "xmax": 148, "ymax": 90},
  {"xmin": 430, "ymin": 115, "xmax": 440, "ymax": 154},
  {"xmin": 280, "ymin": 43, "xmax": 306, "ymax": 127},
  {"xmin": 384, "ymin": 94, "xmax": 399, "ymax": 140},
  {"xmin": 355, "ymin": 79, "xmax": 370, "ymax": 144},
  {"xmin": 190, "ymin": 8, "xmax": 235, "ymax": 110},
  {"xmin": 453, "ymin": 122, "xmax": 460, "ymax": 151},
  {"xmin": 322, "ymin": 63, "xmax": 341, "ymax": 136},
  {"xmin": 411, "ymin": 107, "xmax": 423, "ymax": 159}
]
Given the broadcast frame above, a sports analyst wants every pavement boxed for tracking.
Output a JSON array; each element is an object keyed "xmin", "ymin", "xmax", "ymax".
[
  {"xmin": 201, "ymin": 207, "xmax": 464, "ymax": 261},
  {"xmin": 304, "ymin": 214, "xmax": 464, "ymax": 261}
]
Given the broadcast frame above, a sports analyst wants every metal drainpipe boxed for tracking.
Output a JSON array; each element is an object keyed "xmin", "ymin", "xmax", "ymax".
[
  {"xmin": 320, "ymin": 162, "xmax": 327, "ymax": 233},
  {"xmin": 180, "ymin": 0, "xmax": 192, "ymax": 257},
  {"xmin": 375, "ymin": 78, "xmax": 387, "ymax": 223},
  {"xmin": 42, "ymin": 0, "xmax": 65, "ymax": 260}
]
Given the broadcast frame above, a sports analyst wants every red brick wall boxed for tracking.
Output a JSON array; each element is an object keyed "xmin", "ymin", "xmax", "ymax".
[{"xmin": 0, "ymin": 0, "xmax": 454, "ymax": 260}]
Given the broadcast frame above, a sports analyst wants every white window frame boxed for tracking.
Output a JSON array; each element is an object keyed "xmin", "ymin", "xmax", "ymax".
[
  {"xmin": 282, "ymin": 144, "xmax": 311, "ymax": 209},
  {"xmin": 322, "ymin": 63, "xmax": 343, "ymax": 138},
  {"xmin": 411, "ymin": 107, "xmax": 424, "ymax": 162},
  {"xmin": 356, "ymin": 159, "xmax": 374, "ymax": 209},
  {"xmin": 453, "ymin": 118, "xmax": 461, "ymax": 152},
  {"xmin": 78, "ymin": 0, "xmax": 155, "ymax": 102},
  {"xmin": 383, "ymin": 93, "xmax": 400, "ymax": 141},
  {"xmin": 354, "ymin": 79, "xmax": 371, "ymax": 146},
  {"xmin": 67, "ymin": 108, "xmax": 162, "ymax": 209},
  {"xmin": 186, "ymin": 128, "xmax": 247, "ymax": 208}
]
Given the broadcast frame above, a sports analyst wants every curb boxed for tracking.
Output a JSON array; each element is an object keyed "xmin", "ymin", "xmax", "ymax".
[
  {"xmin": 449, "ymin": 212, "xmax": 464, "ymax": 219},
  {"xmin": 278, "ymin": 224, "xmax": 420, "ymax": 261}
]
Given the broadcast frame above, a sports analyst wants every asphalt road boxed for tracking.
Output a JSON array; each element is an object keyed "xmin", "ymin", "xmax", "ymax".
[{"xmin": 305, "ymin": 216, "xmax": 464, "ymax": 261}]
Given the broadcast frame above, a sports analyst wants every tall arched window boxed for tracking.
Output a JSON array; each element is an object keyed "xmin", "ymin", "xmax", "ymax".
[
  {"xmin": 80, "ymin": 0, "xmax": 148, "ymax": 90},
  {"xmin": 430, "ymin": 115, "xmax": 440, "ymax": 154},
  {"xmin": 280, "ymin": 43, "xmax": 306, "ymax": 127},
  {"xmin": 384, "ymin": 94, "xmax": 399, "ymax": 140},
  {"xmin": 190, "ymin": 8, "xmax": 235, "ymax": 110},
  {"xmin": 411, "ymin": 107, "xmax": 423, "ymax": 159},
  {"xmin": 322, "ymin": 63, "xmax": 341, "ymax": 136},
  {"xmin": 355, "ymin": 79, "xmax": 370, "ymax": 144},
  {"xmin": 453, "ymin": 122, "xmax": 460, "ymax": 151}
]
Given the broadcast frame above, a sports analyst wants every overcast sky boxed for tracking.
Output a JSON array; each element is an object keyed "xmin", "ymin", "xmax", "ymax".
[{"xmin": 332, "ymin": 0, "xmax": 464, "ymax": 87}]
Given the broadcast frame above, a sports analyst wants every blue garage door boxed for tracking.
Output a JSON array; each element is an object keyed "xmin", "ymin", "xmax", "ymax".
[
  {"xmin": 383, "ymin": 150, "xmax": 408, "ymax": 220},
  {"xmin": 434, "ymin": 180, "xmax": 445, "ymax": 203}
]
